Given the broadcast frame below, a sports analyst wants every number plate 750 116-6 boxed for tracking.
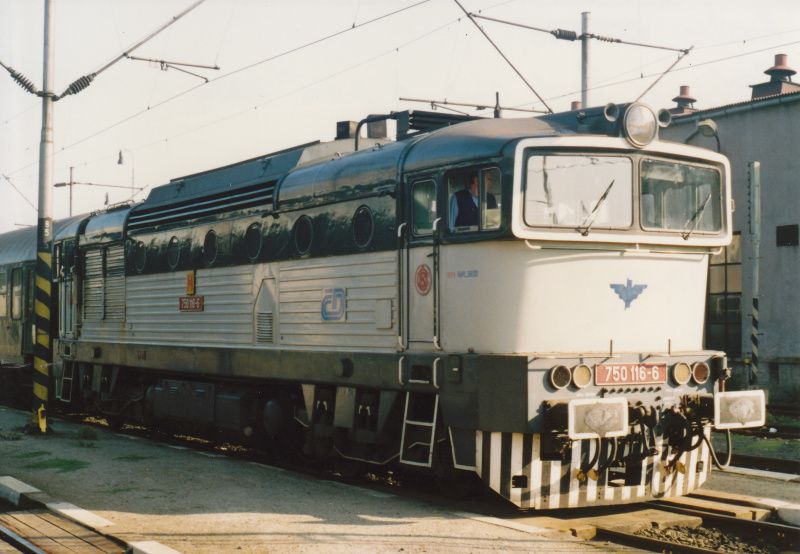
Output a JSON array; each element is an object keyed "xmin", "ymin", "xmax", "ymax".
[{"xmin": 595, "ymin": 363, "xmax": 667, "ymax": 386}]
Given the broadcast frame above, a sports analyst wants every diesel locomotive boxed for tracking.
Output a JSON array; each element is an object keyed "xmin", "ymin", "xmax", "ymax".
[{"xmin": 0, "ymin": 104, "xmax": 765, "ymax": 509}]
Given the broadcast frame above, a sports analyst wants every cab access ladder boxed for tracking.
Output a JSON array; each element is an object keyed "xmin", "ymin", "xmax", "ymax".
[
  {"xmin": 399, "ymin": 391, "xmax": 439, "ymax": 467},
  {"xmin": 57, "ymin": 363, "xmax": 74, "ymax": 402}
]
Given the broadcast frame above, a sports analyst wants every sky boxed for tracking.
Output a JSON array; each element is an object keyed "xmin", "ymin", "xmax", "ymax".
[{"xmin": 1, "ymin": 0, "xmax": 799, "ymax": 234}]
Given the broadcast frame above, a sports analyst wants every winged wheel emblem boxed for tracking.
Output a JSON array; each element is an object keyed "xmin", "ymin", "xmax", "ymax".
[{"xmin": 610, "ymin": 278, "xmax": 647, "ymax": 309}]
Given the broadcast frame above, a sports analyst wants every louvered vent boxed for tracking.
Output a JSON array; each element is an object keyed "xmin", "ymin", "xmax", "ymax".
[
  {"xmin": 104, "ymin": 245, "xmax": 125, "ymax": 321},
  {"xmin": 83, "ymin": 249, "xmax": 104, "ymax": 321},
  {"xmin": 256, "ymin": 312, "xmax": 274, "ymax": 343},
  {"xmin": 128, "ymin": 181, "xmax": 276, "ymax": 233}
]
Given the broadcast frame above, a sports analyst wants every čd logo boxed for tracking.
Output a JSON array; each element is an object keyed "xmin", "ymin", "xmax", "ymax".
[{"xmin": 321, "ymin": 287, "xmax": 346, "ymax": 321}]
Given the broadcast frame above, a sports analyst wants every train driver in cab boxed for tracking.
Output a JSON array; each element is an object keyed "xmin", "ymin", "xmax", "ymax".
[{"xmin": 449, "ymin": 171, "xmax": 497, "ymax": 230}]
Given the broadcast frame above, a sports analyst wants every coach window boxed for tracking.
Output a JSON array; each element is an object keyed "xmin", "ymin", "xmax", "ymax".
[
  {"xmin": 10, "ymin": 268, "xmax": 22, "ymax": 320},
  {"xmin": 0, "ymin": 272, "xmax": 6, "ymax": 317},
  {"xmin": 412, "ymin": 180, "xmax": 436, "ymax": 236},
  {"xmin": 447, "ymin": 167, "xmax": 501, "ymax": 233}
]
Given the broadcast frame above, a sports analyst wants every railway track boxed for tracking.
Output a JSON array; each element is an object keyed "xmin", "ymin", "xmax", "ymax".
[
  {"xmin": 57, "ymin": 411, "xmax": 800, "ymax": 552},
  {"xmin": 0, "ymin": 521, "xmax": 46, "ymax": 554},
  {"xmin": 729, "ymin": 454, "xmax": 800, "ymax": 475},
  {"xmin": 598, "ymin": 501, "xmax": 799, "ymax": 553}
]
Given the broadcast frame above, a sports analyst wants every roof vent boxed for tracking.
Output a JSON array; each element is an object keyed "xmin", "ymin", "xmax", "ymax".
[
  {"xmin": 751, "ymin": 53, "xmax": 800, "ymax": 99},
  {"xmin": 669, "ymin": 85, "xmax": 698, "ymax": 115},
  {"xmin": 765, "ymin": 53, "xmax": 796, "ymax": 82}
]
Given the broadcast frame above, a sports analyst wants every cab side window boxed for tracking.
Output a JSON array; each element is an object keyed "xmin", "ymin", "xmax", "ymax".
[
  {"xmin": 448, "ymin": 167, "xmax": 501, "ymax": 232},
  {"xmin": 481, "ymin": 167, "xmax": 501, "ymax": 230},
  {"xmin": 10, "ymin": 268, "xmax": 21, "ymax": 320},
  {"xmin": 412, "ymin": 180, "xmax": 437, "ymax": 236}
]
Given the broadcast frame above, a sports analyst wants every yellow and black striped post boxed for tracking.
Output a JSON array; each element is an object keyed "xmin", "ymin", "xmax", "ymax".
[
  {"xmin": 750, "ymin": 297, "xmax": 759, "ymax": 385},
  {"xmin": 748, "ymin": 161, "xmax": 761, "ymax": 387},
  {"xmin": 32, "ymin": 241, "xmax": 53, "ymax": 433}
]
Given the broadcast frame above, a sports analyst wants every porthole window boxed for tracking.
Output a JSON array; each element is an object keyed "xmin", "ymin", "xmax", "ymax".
[
  {"xmin": 203, "ymin": 230, "xmax": 218, "ymax": 266},
  {"xmin": 167, "ymin": 236, "xmax": 181, "ymax": 270},
  {"xmin": 293, "ymin": 216, "xmax": 313, "ymax": 255},
  {"xmin": 245, "ymin": 223, "xmax": 262, "ymax": 261},
  {"xmin": 352, "ymin": 205, "xmax": 374, "ymax": 249},
  {"xmin": 133, "ymin": 241, "xmax": 147, "ymax": 273}
]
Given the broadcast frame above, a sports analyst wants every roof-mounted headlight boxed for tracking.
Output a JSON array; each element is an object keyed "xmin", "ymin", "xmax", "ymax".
[{"xmin": 623, "ymin": 103, "xmax": 657, "ymax": 148}]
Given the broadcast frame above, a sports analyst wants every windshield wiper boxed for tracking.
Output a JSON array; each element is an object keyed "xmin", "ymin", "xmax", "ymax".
[
  {"xmin": 682, "ymin": 192, "xmax": 712, "ymax": 240},
  {"xmin": 577, "ymin": 179, "xmax": 615, "ymax": 236}
]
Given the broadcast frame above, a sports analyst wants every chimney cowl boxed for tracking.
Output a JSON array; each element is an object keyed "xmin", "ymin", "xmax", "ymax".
[
  {"xmin": 669, "ymin": 85, "xmax": 698, "ymax": 114},
  {"xmin": 765, "ymin": 53, "xmax": 796, "ymax": 82},
  {"xmin": 672, "ymin": 85, "xmax": 697, "ymax": 104}
]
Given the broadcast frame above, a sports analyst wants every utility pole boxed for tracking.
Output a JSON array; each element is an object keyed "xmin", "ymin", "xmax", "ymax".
[
  {"xmin": 1, "ymin": 0, "xmax": 208, "ymax": 434},
  {"xmin": 581, "ymin": 12, "xmax": 590, "ymax": 108},
  {"xmin": 31, "ymin": 0, "xmax": 56, "ymax": 433}
]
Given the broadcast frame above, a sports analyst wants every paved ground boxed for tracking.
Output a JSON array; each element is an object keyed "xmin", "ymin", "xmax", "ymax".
[
  {"xmin": 0, "ymin": 407, "xmax": 623, "ymax": 553},
  {"xmin": 707, "ymin": 468, "xmax": 799, "ymax": 503}
]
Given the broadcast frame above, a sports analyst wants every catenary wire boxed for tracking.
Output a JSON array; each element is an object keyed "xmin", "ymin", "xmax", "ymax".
[
  {"xmin": 452, "ymin": 0, "xmax": 554, "ymax": 113},
  {"xmin": 1, "ymin": 174, "xmax": 37, "ymax": 211},
  {"xmin": 109, "ymin": 17, "xmax": 460, "ymax": 206},
  {"xmin": 500, "ymin": 37, "xmax": 800, "ymax": 110},
  {"xmin": 4, "ymin": 0, "xmax": 433, "ymax": 178}
]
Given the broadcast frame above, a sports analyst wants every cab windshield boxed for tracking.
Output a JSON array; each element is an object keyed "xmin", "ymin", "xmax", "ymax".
[
  {"xmin": 523, "ymin": 154, "xmax": 632, "ymax": 229},
  {"xmin": 641, "ymin": 159, "xmax": 722, "ymax": 233}
]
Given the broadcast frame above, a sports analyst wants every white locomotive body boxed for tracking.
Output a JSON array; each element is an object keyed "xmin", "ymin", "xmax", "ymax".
[{"xmin": 22, "ymin": 104, "xmax": 765, "ymax": 508}]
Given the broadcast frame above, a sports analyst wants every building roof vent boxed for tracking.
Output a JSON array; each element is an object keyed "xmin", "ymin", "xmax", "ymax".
[
  {"xmin": 669, "ymin": 85, "xmax": 698, "ymax": 115},
  {"xmin": 765, "ymin": 53, "xmax": 796, "ymax": 82},
  {"xmin": 751, "ymin": 53, "xmax": 800, "ymax": 99}
]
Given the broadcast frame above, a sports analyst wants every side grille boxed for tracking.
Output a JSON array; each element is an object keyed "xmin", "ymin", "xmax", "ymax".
[
  {"xmin": 104, "ymin": 245, "xmax": 125, "ymax": 321},
  {"xmin": 83, "ymin": 249, "xmax": 104, "ymax": 321},
  {"xmin": 128, "ymin": 181, "xmax": 276, "ymax": 233},
  {"xmin": 256, "ymin": 312, "xmax": 274, "ymax": 343}
]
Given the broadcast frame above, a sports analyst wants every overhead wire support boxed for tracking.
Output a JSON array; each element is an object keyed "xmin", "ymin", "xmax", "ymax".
[
  {"xmin": 470, "ymin": 12, "xmax": 689, "ymax": 53},
  {"xmin": 124, "ymin": 54, "xmax": 220, "ymax": 83},
  {"xmin": 56, "ymin": 0, "xmax": 209, "ymax": 99},
  {"xmin": 400, "ymin": 96, "xmax": 547, "ymax": 114},
  {"xmin": 586, "ymin": 33, "xmax": 690, "ymax": 54},
  {"xmin": 470, "ymin": 13, "xmax": 577, "ymax": 41},
  {"xmin": 452, "ymin": 0, "xmax": 554, "ymax": 113},
  {"xmin": 124, "ymin": 55, "xmax": 220, "ymax": 71},
  {"xmin": 633, "ymin": 46, "xmax": 694, "ymax": 103}
]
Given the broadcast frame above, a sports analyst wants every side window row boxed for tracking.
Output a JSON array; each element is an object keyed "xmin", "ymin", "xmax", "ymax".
[
  {"xmin": 0, "ymin": 268, "xmax": 23, "ymax": 320},
  {"xmin": 411, "ymin": 167, "xmax": 502, "ymax": 236}
]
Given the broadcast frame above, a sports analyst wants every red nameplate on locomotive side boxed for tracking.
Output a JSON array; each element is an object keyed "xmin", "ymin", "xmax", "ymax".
[
  {"xmin": 179, "ymin": 296, "xmax": 204, "ymax": 312},
  {"xmin": 595, "ymin": 363, "xmax": 667, "ymax": 386}
]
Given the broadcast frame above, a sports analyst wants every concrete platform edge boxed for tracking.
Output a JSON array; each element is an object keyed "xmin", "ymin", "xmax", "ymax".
[{"xmin": 0, "ymin": 475, "xmax": 182, "ymax": 553}]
